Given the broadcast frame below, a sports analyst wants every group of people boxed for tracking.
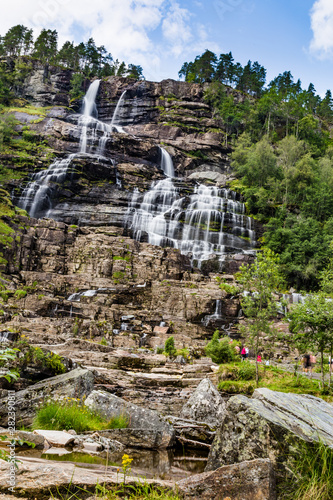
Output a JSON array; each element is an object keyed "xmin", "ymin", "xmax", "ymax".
[
  {"xmin": 303, "ymin": 353, "xmax": 333, "ymax": 374},
  {"xmin": 236, "ymin": 345, "xmax": 264, "ymax": 363}
]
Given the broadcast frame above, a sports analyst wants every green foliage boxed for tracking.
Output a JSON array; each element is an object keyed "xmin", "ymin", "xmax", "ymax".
[
  {"xmin": 237, "ymin": 248, "xmax": 284, "ymax": 385},
  {"xmin": 33, "ymin": 29, "xmax": 58, "ymax": 65},
  {"xmin": 217, "ymin": 362, "xmax": 328, "ymax": 398},
  {"xmin": 33, "ymin": 398, "xmax": 129, "ymax": 433},
  {"xmin": 69, "ymin": 73, "xmax": 84, "ymax": 100},
  {"xmin": 0, "ymin": 113, "xmax": 19, "ymax": 148},
  {"xmin": 15, "ymin": 338, "xmax": 66, "ymax": 375},
  {"xmin": 288, "ymin": 292, "xmax": 333, "ymax": 388},
  {"xmin": 205, "ymin": 331, "xmax": 238, "ymax": 364},
  {"xmin": 56, "ymin": 482, "xmax": 181, "ymax": 500},
  {"xmin": 164, "ymin": 336, "xmax": 176, "ymax": 357},
  {"xmin": 14, "ymin": 289, "xmax": 27, "ymax": 299},
  {"xmin": 180, "ymin": 50, "xmax": 266, "ymax": 97},
  {"xmin": 0, "ymin": 348, "xmax": 20, "ymax": 382},
  {"xmin": 281, "ymin": 440, "xmax": 333, "ymax": 500},
  {"xmin": 112, "ymin": 271, "xmax": 125, "ymax": 279}
]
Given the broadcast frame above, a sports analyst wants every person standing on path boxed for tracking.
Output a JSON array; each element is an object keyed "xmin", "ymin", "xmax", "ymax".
[
  {"xmin": 303, "ymin": 354, "xmax": 311, "ymax": 373},
  {"xmin": 241, "ymin": 347, "xmax": 246, "ymax": 361},
  {"xmin": 309, "ymin": 353, "xmax": 316, "ymax": 377}
]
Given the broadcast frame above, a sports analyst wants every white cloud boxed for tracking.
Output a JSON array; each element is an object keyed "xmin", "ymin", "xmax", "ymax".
[
  {"xmin": 0, "ymin": 0, "xmax": 218, "ymax": 81},
  {"xmin": 310, "ymin": 0, "xmax": 333, "ymax": 57},
  {"xmin": 162, "ymin": 2, "xmax": 193, "ymax": 56}
]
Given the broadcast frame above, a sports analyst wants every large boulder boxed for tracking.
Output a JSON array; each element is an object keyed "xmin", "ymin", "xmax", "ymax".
[
  {"xmin": 0, "ymin": 367, "xmax": 94, "ymax": 426},
  {"xmin": 177, "ymin": 458, "xmax": 276, "ymax": 500},
  {"xmin": 84, "ymin": 390, "xmax": 175, "ymax": 448},
  {"xmin": 206, "ymin": 388, "xmax": 333, "ymax": 473},
  {"xmin": 179, "ymin": 378, "xmax": 226, "ymax": 428}
]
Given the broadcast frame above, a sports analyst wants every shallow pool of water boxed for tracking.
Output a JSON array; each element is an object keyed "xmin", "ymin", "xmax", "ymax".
[{"xmin": 15, "ymin": 445, "xmax": 207, "ymax": 480}]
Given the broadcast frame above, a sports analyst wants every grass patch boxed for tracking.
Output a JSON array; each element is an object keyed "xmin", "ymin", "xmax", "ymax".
[
  {"xmin": 217, "ymin": 362, "xmax": 332, "ymax": 400},
  {"xmin": 50, "ymin": 483, "xmax": 180, "ymax": 499},
  {"xmin": 33, "ymin": 398, "xmax": 129, "ymax": 434},
  {"xmin": 0, "ymin": 166, "xmax": 26, "ymax": 183},
  {"xmin": 280, "ymin": 440, "xmax": 333, "ymax": 500},
  {"xmin": 95, "ymin": 485, "xmax": 181, "ymax": 499},
  {"xmin": 2, "ymin": 105, "xmax": 51, "ymax": 117}
]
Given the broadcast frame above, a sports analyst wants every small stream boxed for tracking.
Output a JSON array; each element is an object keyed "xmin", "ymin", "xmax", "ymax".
[{"xmin": 15, "ymin": 445, "xmax": 208, "ymax": 480}]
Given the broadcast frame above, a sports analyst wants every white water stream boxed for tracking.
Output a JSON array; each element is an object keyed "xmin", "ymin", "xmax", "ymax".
[
  {"xmin": 128, "ymin": 169, "xmax": 256, "ymax": 268},
  {"xmin": 18, "ymin": 80, "xmax": 127, "ymax": 217}
]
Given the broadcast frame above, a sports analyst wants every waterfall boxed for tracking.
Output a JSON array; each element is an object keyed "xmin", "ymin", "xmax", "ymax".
[
  {"xmin": 202, "ymin": 299, "xmax": 223, "ymax": 326},
  {"xmin": 79, "ymin": 79, "xmax": 111, "ymax": 155},
  {"xmin": 0, "ymin": 331, "xmax": 10, "ymax": 343},
  {"xmin": 111, "ymin": 90, "xmax": 127, "ymax": 132},
  {"xmin": 18, "ymin": 81, "xmax": 128, "ymax": 218},
  {"xmin": 160, "ymin": 147, "xmax": 174, "ymax": 177},
  {"xmin": 128, "ymin": 167, "xmax": 256, "ymax": 268},
  {"xmin": 18, "ymin": 154, "xmax": 76, "ymax": 217}
]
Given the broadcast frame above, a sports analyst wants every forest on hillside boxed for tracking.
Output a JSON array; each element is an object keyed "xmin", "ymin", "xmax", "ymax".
[
  {"xmin": 179, "ymin": 50, "xmax": 333, "ymax": 292},
  {"xmin": 0, "ymin": 24, "xmax": 144, "ymax": 105}
]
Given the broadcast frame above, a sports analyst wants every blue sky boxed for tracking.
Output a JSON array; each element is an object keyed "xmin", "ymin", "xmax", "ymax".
[{"xmin": 1, "ymin": 0, "xmax": 333, "ymax": 95}]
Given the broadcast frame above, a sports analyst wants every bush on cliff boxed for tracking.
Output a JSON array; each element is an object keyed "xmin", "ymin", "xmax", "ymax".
[{"xmin": 205, "ymin": 331, "xmax": 238, "ymax": 364}]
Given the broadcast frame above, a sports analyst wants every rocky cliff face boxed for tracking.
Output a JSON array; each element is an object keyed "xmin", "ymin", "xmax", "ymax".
[
  {"xmin": 8, "ymin": 74, "xmax": 234, "ymax": 228},
  {"xmin": 0, "ymin": 71, "xmax": 260, "ymax": 412}
]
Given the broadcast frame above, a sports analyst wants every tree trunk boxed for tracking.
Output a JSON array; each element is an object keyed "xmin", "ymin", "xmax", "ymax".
[
  {"xmin": 321, "ymin": 348, "xmax": 325, "ymax": 389},
  {"xmin": 255, "ymin": 334, "xmax": 259, "ymax": 387}
]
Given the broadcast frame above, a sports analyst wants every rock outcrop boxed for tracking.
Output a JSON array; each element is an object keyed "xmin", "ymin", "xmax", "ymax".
[
  {"xmin": 177, "ymin": 458, "xmax": 276, "ymax": 500},
  {"xmin": 85, "ymin": 390, "xmax": 175, "ymax": 448},
  {"xmin": 206, "ymin": 388, "xmax": 333, "ymax": 473},
  {"xmin": 179, "ymin": 378, "xmax": 226, "ymax": 428}
]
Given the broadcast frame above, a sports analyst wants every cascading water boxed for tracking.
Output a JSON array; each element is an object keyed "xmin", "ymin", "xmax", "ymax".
[
  {"xmin": 18, "ymin": 81, "xmax": 128, "ymax": 218},
  {"xmin": 19, "ymin": 154, "xmax": 76, "ymax": 217},
  {"xmin": 128, "ymin": 152, "xmax": 256, "ymax": 269},
  {"xmin": 202, "ymin": 300, "xmax": 223, "ymax": 326},
  {"xmin": 111, "ymin": 90, "xmax": 127, "ymax": 133},
  {"xmin": 160, "ymin": 147, "xmax": 174, "ymax": 177}
]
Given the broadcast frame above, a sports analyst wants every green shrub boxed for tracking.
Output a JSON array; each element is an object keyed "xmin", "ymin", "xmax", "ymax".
[
  {"xmin": 100, "ymin": 337, "xmax": 108, "ymax": 346},
  {"xmin": 205, "ymin": 331, "xmax": 237, "ymax": 364},
  {"xmin": 113, "ymin": 271, "xmax": 125, "ymax": 279},
  {"xmin": 175, "ymin": 348, "xmax": 190, "ymax": 358},
  {"xmin": 16, "ymin": 341, "xmax": 66, "ymax": 375},
  {"xmin": 164, "ymin": 336, "xmax": 176, "ymax": 357},
  {"xmin": 33, "ymin": 398, "xmax": 128, "ymax": 433},
  {"xmin": 14, "ymin": 290, "xmax": 27, "ymax": 299}
]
